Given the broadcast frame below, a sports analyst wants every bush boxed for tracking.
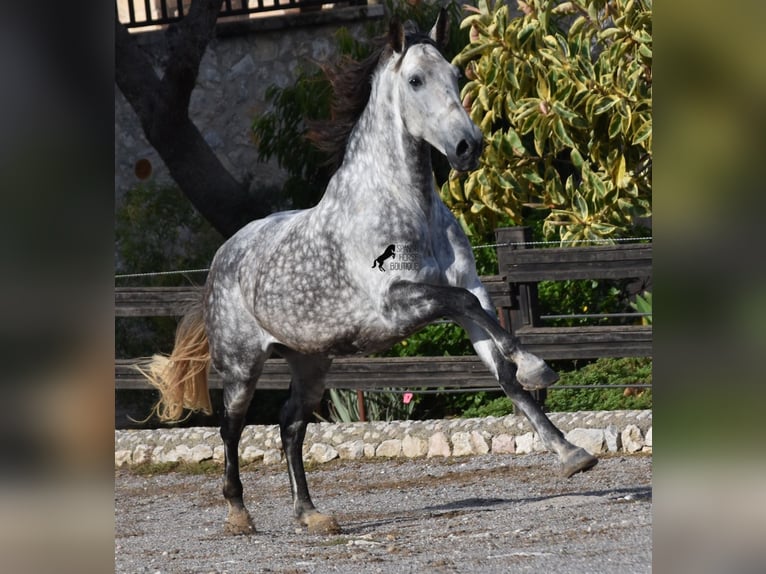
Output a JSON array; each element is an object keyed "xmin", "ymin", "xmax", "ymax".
[
  {"xmin": 115, "ymin": 181, "xmax": 222, "ymax": 359},
  {"xmin": 459, "ymin": 356, "xmax": 652, "ymax": 417},
  {"xmin": 444, "ymin": 0, "xmax": 652, "ymax": 241}
]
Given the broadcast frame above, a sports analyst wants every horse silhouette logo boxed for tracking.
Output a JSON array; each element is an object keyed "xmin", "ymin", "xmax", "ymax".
[{"xmin": 372, "ymin": 244, "xmax": 396, "ymax": 271}]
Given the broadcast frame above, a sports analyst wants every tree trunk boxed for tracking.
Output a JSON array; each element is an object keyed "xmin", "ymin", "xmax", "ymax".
[{"xmin": 115, "ymin": 0, "xmax": 269, "ymax": 238}]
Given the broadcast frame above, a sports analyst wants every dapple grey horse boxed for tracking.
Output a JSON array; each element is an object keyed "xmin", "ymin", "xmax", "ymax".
[{"xmin": 144, "ymin": 12, "xmax": 597, "ymax": 535}]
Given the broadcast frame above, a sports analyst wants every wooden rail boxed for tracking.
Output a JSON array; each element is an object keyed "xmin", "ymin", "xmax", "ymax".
[
  {"xmin": 114, "ymin": 275, "xmax": 512, "ymax": 318},
  {"xmin": 115, "ymin": 275, "xmax": 510, "ymax": 391},
  {"xmin": 494, "ymin": 227, "xmax": 652, "ymax": 361},
  {"xmin": 116, "ymin": 356, "xmax": 498, "ymax": 391}
]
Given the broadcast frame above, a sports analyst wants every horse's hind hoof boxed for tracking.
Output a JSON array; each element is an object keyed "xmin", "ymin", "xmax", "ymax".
[
  {"xmin": 516, "ymin": 354, "xmax": 559, "ymax": 390},
  {"xmin": 561, "ymin": 448, "xmax": 598, "ymax": 478}
]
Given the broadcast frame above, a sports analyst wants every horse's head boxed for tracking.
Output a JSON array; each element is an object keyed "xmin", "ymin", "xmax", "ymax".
[{"xmin": 387, "ymin": 11, "xmax": 484, "ymax": 172}]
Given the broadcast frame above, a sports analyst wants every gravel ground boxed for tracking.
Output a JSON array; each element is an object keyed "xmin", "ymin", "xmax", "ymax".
[{"xmin": 115, "ymin": 452, "xmax": 651, "ymax": 573}]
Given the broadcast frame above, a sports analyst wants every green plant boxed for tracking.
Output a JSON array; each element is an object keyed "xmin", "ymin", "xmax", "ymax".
[
  {"xmin": 630, "ymin": 290, "xmax": 652, "ymax": 325},
  {"xmin": 115, "ymin": 181, "xmax": 223, "ymax": 358},
  {"xmin": 459, "ymin": 356, "xmax": 652, "ymax": 416},
  {"xmin": 546, "ymin": 356, "xmax": 652, "ymax": 411},
  {"xmin": 443, "ymin": 0, "xmax": 652, "ymax": 241},
  {"xmin": 323, "ymin": 388, "xmax": 416, "ymax": 423},
  {"xmin": 252, "ymin": 64, "xmax": 335, "ymax": 209},
  {"xmin": 538, "ymin": 278, "xmax": 629, "ymax": 325},
  {"xmin": 115, "ymin": 181, "xmax": 222, "ymax": 284}
]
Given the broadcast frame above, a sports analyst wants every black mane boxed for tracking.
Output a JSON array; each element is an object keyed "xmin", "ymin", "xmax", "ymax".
[{"xmin": 306, "ymin": 25, "xmax": 438, "ymax": 170}]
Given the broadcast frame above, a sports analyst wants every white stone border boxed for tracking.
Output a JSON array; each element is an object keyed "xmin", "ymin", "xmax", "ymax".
[{"xmin": 115, "ymin": 410, "xmax": 652, "ymax": 467}]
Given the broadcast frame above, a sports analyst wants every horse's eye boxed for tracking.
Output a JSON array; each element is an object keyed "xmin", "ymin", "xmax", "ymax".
[{"xmin": 408, "ymin": 75, "xmax": 423, "ymax": 89}]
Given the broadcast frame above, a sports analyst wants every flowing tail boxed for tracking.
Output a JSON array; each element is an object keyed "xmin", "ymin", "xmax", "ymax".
[{"xmin": 138, "ymin": 299, "xmax": 213, "ymax": 422}]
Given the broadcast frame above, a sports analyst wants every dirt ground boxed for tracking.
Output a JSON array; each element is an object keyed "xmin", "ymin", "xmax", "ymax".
[{"xmin": 115, "ymin": 452, "xmax": 652, "ymax": 573}]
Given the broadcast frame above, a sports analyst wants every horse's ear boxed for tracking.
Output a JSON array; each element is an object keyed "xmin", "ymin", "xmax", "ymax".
[
  {"xmin": 429, "ymin": 8, "xmax": 450, "ymax": 50},
  {"xmin": 389, "ymin": 18, "xmax": 405, "ymax": 53}
]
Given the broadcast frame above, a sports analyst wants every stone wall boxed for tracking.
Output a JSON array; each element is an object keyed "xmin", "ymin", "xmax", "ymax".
[
  {"xmin": 115, "ymin": 5, "xmax": 385, "ymax": 206},
  {"xmin": 115, "ymin": 409, "xmax": 653, "ymax": 467}
]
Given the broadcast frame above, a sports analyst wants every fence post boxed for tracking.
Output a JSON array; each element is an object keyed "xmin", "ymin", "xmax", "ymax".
[
  {"xmin": 356, "ymin": 390, "xmax": 367, "ymax": 422},
  {"xmin": 494, "ymin": 226, "xmax": 547, "ymax": 410}
]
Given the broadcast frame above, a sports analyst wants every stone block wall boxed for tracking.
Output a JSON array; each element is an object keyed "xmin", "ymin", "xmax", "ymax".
[{"xmin": 115, "ymin": 410, "xmax": 653, "ymax": 467}]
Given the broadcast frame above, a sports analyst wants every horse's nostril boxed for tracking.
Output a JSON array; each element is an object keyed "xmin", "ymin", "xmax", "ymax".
[{"xmin": 456, "ymin": 139, "xmax": 470, "ymax": 157}]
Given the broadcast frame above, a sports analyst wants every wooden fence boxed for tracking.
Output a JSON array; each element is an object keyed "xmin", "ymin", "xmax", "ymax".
[
  {"xmin": 115, "ymin": 227, "xmax": 651, "ymax": 398},
  {"xmin": 116, "ymin": 0, "xmax": 364, "ymax": 30}
]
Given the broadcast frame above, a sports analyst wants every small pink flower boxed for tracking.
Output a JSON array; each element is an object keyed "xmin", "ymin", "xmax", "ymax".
[{"xmin": 403, "ymin": 392, "xmax": 414, "ymax": 405}]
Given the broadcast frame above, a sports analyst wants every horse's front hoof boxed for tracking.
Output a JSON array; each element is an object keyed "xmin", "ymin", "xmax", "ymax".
[
  {"xmin": 561, "ymin": 448, "xmax": 598, "ymax": 478},
  {"xmin": 304, "ymin": 512, "xmax": 341, "ymax": 535},
  {"xmin": 516, "ymin": 355, "xmax": 559, "ymax": 390}
]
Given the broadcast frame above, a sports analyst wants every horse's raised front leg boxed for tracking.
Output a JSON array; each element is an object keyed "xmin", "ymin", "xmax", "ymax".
[
  {"xmin": 462, "ymin": 324, "xmax": 597, "ymax": 477},
  {"xmin": 386, "ymin": 280, "xmax": 558, "ymax": 390},
  {"xmin": 220, "ymin": 365, "xmax": 263, "ymax": 535},
  {"xmin": 279, "ymin": 348, "xmax": 340, "ymax": 535}
]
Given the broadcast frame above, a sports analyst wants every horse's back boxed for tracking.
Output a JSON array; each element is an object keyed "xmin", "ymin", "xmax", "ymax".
[{"xmin": 203, "ymin": 211, "xmax": 306, "ymax": 351}]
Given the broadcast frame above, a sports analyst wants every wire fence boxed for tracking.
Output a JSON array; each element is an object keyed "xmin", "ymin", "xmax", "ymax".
[{"xmin": 114, "ymin": 236, "xmax": 652, "ymax": 280}]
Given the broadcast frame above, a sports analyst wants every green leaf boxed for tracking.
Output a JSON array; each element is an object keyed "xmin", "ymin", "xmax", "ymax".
[
  {"xmin": 639, "ymin": 43, "xmax": 652, "ymax": 59},
  {"xmin": 632, "ymin": 119, "xmax": 652, "ymax": 145},
  {"xmin": 598, "ymin": 27, "xmax": 621, "ymax": 41},
  {"xmin": 477, "ymin": 169, "xmax": 491, "ymax": 191},
  {"xmin": 552, "ymin": 101, "xmax": 583, "ymax": 127},
  {"xmin": 594, "ymin": 96, "xmax": 620, "ymax": 115},
  {"xmin": 570, "ymin": 148, "xmax": 584, "ymax": 169},
  {"xmin": 470, "ymin": 201, "xmax": 486, "ymax": 214},
  {"xmin": 552, "ymin": 116, "xmax": 576, "ymax": 148},
  {"xmin": 608, "ymin": 113, "xmax": 624, "ymax": 139},
  {"xmin": 522, "ymin": 168, "xmax": 544, "ymax": 185},
  {"xmin": 590, "ymin": 171, "xmax": 608, "ymax": 198},
  {"xmin": 464, "ymin": 172, "xmax": 479, "ymax": 201},
  {"xmin": 536, "ymin": 70, "xmax": 551, "ymax": 100},
  {"xmin": 518, "ymin": 21, "xmax": 538, "ymax": 46},
  {"xmin": 573, "ymin": 191, "xmax": 589, "ymax": 220},
  {"xmin": 544, "ymin": 164, "xmax": 565, "ymax": 204},
  {"xmin": 533, "ymin": 116, "xmax": 550, "ymax": 156},
  {"xmin": 478, "ymin": 85, "xmax": 490, "ymax": 110},
  {"xmin": 505, "ymin": 128, "xmax": 526, "ymax": 155},
  {"xmin": 612, "ymin": 153, "xmax": 627, "ymax": 187},
  {"xmin": 496, "ymin": 170, "xmax": 518, "ymax": 190},
  {"xmin": 542, "ymin": 34, "xmax": 560, "ymax": 49}
]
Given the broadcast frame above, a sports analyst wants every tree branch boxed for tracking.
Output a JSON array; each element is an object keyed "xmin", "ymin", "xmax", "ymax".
[{"xmin": 115, "ymin": 0, "xmax": 269, "ymax": 238}]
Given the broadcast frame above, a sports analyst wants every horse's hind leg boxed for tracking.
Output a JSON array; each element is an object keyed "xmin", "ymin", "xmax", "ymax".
[
  {"xmin": 218, "ymin": 357, "xmax": 267, "ymax": 535},
  {"xmin": 279, "ymin": 348, "xmax": 340, "ymax": 534},
  {"xmin": 386, "ymin": 281, "xmax": 558, "ymax": 390}
]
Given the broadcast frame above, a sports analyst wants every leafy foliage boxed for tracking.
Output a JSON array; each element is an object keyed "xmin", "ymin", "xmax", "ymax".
[
  {"xmin": 546, "ymin": 356, "xmax": 652, "ymax": 411},
  {"xmin": 538, "ymin": 278, "xmax": 628, "ymax": 325},
  {"xmin": 443, "ymin": 0, "xmax": 652, "ymax": 241},
  {"xmin": 251, "ymin": 50, "xmax": 336, "ymax": 208},
  {"xmin": 115, "ymin": 181, "xmax": 222, "ymax": 358},
  {"xmin": 459, "ymin": 356, "xmax": 652, "ymax": 417},
  {"xmin": 630, "ymin": 290, "xmax": 652, "ymax": 324},
  {"xmin": 115, "ymin": 181, "xmax": 222, "ymax": 284},
  {"xmin": 323, "ymin": 388, "xmax": 415, "ymax": 423}
]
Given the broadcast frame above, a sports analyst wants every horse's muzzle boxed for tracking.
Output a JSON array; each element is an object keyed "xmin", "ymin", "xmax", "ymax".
[{"xmin": 449, "ymin": 131, "xmax": 484, "ymax": 172}]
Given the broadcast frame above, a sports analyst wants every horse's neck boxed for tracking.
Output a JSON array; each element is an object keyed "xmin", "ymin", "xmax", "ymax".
[{"xmin": 321, "ymin": 85, "xmax": 435, "ymax": 211}]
